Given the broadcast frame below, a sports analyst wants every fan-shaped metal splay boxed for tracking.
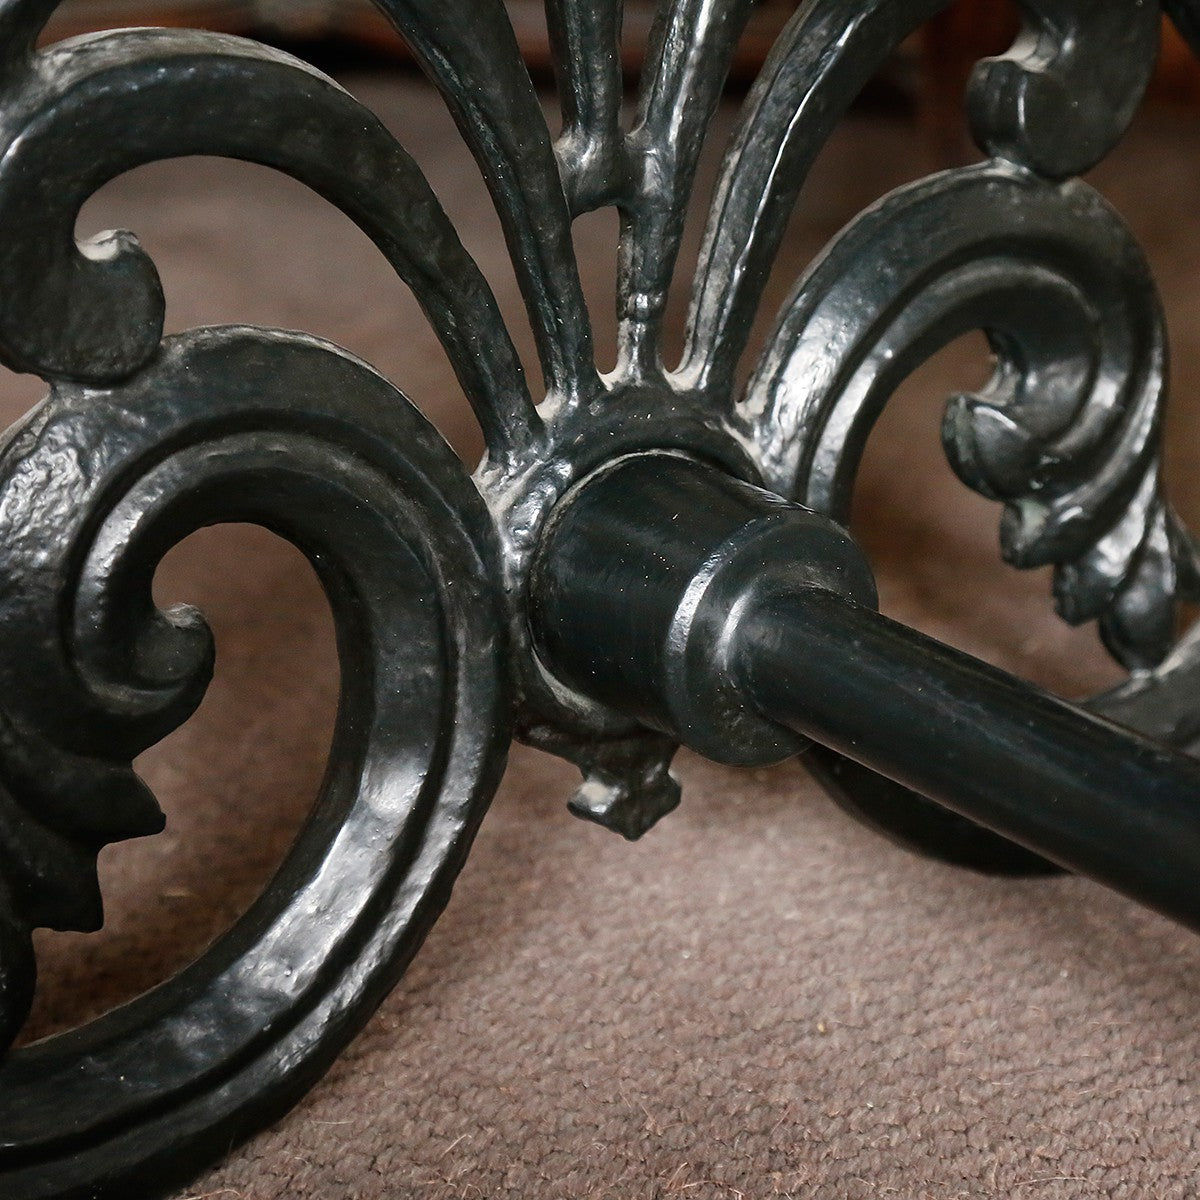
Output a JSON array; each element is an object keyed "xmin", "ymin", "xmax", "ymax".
[{"xmin": 1, "ymin": 0, "xmax": 1200, "ymax": 1195}]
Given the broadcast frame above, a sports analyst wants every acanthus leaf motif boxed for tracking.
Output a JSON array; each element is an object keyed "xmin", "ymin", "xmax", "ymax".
[
  {"xmin": 741, "ymin": 163, "xmax": 1195, "ymax": 674},
  {"xmin": 0, "ymin": 327, "xmax": 511, "ymax": 1195}
]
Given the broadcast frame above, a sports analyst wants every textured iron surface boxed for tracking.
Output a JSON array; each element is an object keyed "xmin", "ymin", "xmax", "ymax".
[{"xmin": 0, "ymin": 0, "xmax": 1196, "ymax": 1196}]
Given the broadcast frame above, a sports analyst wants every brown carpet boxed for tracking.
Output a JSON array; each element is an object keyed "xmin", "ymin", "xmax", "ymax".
[{"xmin": 10, "ymin": 72, "xmax": 1200, "ymax": 1198}]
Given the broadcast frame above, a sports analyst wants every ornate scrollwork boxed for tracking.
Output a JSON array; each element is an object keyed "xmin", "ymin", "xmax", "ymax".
[
  {"xmin": 0, "ymin": 8, "xmax": 539, "ymax": 458},
  {"xmin": 0, "ymin": 0, "xmax": 1196, "ymax": 1194},
  {"xmin": 0, "ymin": 3, "xmax": 518, "ymax": 1187},
  {"xmin": 966, "ymin": 0, "xmax": 1160, "ymax": 180},
  {"xmin": 652, "ymin": 0, "xmax": 1183, "ymax": 871},
  {"xmin": 741, "ymin": 163, "xmax": 1191, "ymax": 672},
  {"xmin": 0, "ymin": 328, "xmax": 511, "ymax": 1196}
]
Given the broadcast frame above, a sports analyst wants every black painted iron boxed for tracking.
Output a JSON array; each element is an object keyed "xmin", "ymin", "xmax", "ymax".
[
  {"xmin": 0, "ymin": 0, "xmax": 1196, "ymax": 1196},
  {"xmin": 534, "ymin": 454, "xmax": 1200, "ymax": 930}
]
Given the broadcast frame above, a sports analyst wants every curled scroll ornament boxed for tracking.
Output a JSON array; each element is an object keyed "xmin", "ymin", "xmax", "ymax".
[
  {"xmin": 0, "ymin": 328, "xmax": 513, "ymax": 1196},
  {"xmin": 0, "ymin": 2, "xmax": 518, "ymax": 1195},
  {"xmin": 724, "ymin": 0, "xmax": 1194, "ymax": 870}
]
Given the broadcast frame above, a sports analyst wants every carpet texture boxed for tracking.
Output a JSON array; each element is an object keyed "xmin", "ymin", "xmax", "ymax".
[{"xmin": 9, "ymin": 71, "xmax": 1200, "ymax": 1199}]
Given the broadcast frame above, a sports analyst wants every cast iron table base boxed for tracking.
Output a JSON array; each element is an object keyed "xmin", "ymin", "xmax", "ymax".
[{"xmin": 0, "ymin": 1, "xmax": 1196, "ymax": 1195}]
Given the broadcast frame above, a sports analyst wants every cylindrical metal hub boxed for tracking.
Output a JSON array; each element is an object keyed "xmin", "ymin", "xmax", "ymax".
[{"xmin": 532, "ymin": 452, "xmax": 877, "ymax": 764}]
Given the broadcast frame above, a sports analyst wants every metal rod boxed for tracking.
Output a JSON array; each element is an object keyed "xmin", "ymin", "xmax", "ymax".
[
  {"xmin": 533, "ymin": 452, "xmax": 1200, "ymax": 930},
  {"xmin": 736, "ymin": 587, "xmax": 1200, "ymax": 930}
]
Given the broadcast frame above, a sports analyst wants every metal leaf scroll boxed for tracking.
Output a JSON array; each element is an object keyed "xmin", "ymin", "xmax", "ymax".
[
  {"xmin": 0, "ymin": 0, "xmax": 1192, "ymax": 1196},
  {"xmin": 0, "ymin": 329, "xmax": 511, "ymax": 1197},
  {"xmin": 742, "ymin": 163, "xmax": 1185, "ymax": 672}
]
